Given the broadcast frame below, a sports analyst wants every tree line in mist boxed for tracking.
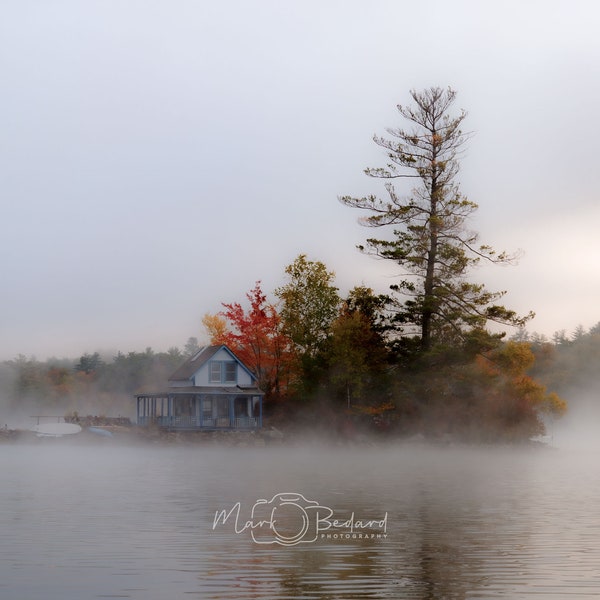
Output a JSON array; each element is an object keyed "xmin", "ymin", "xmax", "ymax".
[
  {"xmin": 0, "ymin": 87, "xmax": 582, "ymax": 441},
  {"xmin": 2, "ymin": 316, "xmax": 596, "ymax": 440}
]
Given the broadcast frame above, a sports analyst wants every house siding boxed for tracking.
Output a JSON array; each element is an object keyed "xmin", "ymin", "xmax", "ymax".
[
  {"xmin": 190, "ymin": 347, "xmax": 253, "ymax": 387},
  {"xmin": 135, "ymin": 345, "xmax": 263, "ymax": 431}
]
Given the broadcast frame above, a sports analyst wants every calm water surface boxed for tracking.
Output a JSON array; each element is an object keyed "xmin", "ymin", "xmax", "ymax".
[{"xmin": 1, "ymin": 440, "xmax": 599, "ymax": 599}]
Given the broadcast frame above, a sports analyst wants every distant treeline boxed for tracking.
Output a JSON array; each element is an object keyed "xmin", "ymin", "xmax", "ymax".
[
  {"xmin": 524, "ymin": 323, "xmax": 600, "ymax": 398},
  {"xmin": 0, "ymin": 344, "xmax": 197, "ymax": 422}
]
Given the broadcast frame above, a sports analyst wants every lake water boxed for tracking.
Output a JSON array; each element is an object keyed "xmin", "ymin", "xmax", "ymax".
[{"xmin": 1, "ymin": 438, "xmax": 600, "ymax": 599}]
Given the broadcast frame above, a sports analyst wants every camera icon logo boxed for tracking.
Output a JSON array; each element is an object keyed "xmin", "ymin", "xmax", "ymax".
[{"xmin": 250, "ymin": 492, "xmax": 333, "ymax": 546}]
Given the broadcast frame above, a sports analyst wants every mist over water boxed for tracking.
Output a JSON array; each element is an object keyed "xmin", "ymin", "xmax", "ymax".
[
  {"xmin": 1, "ymin": 424, "xmax": 600, "ymax": 600},
  {"xmin": 550, "ymin": 392, "xmax": 600, "ymax": 453}
]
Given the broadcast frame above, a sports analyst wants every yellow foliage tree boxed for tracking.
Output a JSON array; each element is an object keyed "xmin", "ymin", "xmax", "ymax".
[
  {"xmin": 485, "ymin": 341, "xmax": 567, "ymax": 417},
  {"xmin": 201, "ymin": 313, "xmax": 229, "ymax": 345}
]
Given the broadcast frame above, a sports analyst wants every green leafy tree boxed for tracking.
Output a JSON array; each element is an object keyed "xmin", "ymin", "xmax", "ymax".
[
  {"xmin": 340, "ymin": 87, "xmax": 532, "ymax": 351},
  {"xmin": 275, "ymin": 255, "xmax": 340, "ymax": 359},
  {"xmin": 275, "ymin": 255, "xmax": 340, "ymax": 392},
  {"xmin": 328, "ymin": 287, "xmax": 390, "ymax": 407}
]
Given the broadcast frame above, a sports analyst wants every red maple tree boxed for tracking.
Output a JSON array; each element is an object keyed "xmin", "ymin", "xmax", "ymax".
[{"xmin": 214, "ymin": 282, "xmax": 299, "ymax": 400}]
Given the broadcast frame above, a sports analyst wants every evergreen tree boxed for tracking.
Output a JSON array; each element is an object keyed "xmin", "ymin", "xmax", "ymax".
[{"xmin": 340, "ymin": 87, "xmax": 532, "ymax": 351}]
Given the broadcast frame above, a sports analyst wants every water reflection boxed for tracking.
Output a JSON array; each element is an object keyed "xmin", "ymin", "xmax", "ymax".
[{"xmin": 1, "ymin": 443, "xmax": 600, "ymax": 598}]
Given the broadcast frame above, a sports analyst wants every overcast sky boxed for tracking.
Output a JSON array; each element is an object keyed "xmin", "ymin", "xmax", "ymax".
[{"xmin": 2, "ymin": 0, "xmax": 600, "ymax": 361}]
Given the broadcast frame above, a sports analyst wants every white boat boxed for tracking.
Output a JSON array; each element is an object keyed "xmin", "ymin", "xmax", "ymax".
[{"xmin": 32, "ymin": 422, "xmax": 82, "ymax": 437}]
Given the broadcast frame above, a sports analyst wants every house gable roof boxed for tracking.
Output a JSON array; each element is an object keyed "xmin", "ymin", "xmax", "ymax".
[
  {"xmin": 169, "ymin": 345, "xmax": 220, "ymax": 381},
  {"xmin": 168, "ymin": 344, "xmax": 257, "ymax": 384}
]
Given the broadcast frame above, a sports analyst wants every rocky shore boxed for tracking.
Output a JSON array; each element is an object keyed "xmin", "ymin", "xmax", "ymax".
[{"xmin": 0, "ymin": 419, "xmax": 284, "ymax": 447}]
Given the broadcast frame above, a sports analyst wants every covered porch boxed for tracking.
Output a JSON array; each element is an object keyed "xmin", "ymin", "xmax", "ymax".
[{"xmin": 136, "ymin": 389, "xmax": 263, "ymax": 430}]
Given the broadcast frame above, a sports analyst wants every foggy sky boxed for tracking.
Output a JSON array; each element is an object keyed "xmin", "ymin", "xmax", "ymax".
[{"xmin": 2, "ymin": 0, "xmax": 600, "ymax": 361}]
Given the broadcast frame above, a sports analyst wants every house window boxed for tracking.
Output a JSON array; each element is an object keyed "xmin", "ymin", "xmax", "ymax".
[
  {"xmin": 225, "ymin": 362, "xmax": 236, "ymax": 383},
  {"xmin": 209, "ymin": 361, "xmax": 237, "ymax": 384},
  {"xmin": 209, "ymin": 362, "xmax": 222, "ymax": 383}
]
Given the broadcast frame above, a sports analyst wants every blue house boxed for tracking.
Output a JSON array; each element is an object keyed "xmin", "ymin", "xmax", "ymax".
[{"xmin": 135, "ymin": 345, "xmax": 263, "ymax": 430}]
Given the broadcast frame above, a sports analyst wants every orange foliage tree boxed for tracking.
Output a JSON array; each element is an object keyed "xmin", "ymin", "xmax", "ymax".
[
  {"xmin": 201, "ymin": 313, "xmax": 229, "ymax": 346},
  {"xmin": 203, "ymin": 282, "xmax": 299, "ymax": 400},
  {"xmin": 474, "ymin": 341, "xmax": 567, "ymax": 439}
]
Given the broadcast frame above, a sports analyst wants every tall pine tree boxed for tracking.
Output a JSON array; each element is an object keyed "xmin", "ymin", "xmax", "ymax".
[{"xmin": 340, "ymin": 87, "xmax": 532, "ymax": 351}]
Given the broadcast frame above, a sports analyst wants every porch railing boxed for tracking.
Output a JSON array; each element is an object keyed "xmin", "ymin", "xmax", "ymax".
[{"xmin": 138, "ymin": 416, "xmax": 259, "ymax": 429}]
